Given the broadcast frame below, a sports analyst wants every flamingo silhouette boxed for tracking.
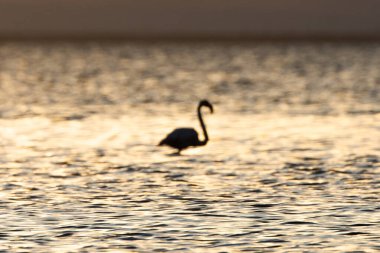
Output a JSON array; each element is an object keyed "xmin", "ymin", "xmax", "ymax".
[{"xmin": 158, "ymin": 100, "xmax": 214, "ymax": 154}]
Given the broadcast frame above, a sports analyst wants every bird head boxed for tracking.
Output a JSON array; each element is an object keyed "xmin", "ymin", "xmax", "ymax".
[{"xmin": 199, "ymin": 99, "xmax": 214, "ymax": 113}]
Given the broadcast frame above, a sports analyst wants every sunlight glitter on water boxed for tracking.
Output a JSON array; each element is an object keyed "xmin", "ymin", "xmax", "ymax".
[{"xmin": 0, "ymin": 41, "xmax": 379, "ymax": 252}]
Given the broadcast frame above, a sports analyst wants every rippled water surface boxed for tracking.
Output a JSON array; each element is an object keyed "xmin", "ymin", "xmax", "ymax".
[{"xmin": 0, "ymin": 41, "xmax": 379, "ymax": 252}]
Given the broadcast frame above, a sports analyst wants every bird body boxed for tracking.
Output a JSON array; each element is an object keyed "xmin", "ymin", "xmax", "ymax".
[
  {"xmin": 159, "ymin": 128, "xmax": 200, "ymax": 150},
  {"xmin": 159, "ymin": 100, "xmax": 213, "ymax": 154}
]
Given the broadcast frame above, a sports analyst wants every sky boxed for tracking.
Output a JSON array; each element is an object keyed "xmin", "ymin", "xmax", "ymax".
[{"xmin": 0, "ymin": 0, "xmax": 379, "ymax": 38}]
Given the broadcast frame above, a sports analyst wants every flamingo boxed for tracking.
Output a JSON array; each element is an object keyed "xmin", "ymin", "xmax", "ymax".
[{"xmin": 158, "ymin": 100, "xmax": 214, "ymax": 154}]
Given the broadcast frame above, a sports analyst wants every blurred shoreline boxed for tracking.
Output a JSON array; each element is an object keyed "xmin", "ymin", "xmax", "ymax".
[{"xmin": 1, "ymin": 37, "xmax": 380, "ymax": 45}]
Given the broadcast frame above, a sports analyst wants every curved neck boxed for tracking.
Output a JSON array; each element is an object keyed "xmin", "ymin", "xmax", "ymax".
[{"xmin": 197, "ymin": 105, "xmax": 208, "ymax": 146}]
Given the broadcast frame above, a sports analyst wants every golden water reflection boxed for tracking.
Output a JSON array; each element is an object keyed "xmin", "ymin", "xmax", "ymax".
[
  {"xmin": 0, "ymin": 110, "xmax": 379, "ymax": 252},
  {"xmin": 0, "ymin": 41, "xmax": 379, "ymax": 252}
]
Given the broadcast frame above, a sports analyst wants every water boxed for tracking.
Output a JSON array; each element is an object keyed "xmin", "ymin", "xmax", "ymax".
[{"xmin": 0, "ymin": 41, "xmax": 379, "ymax": 252}]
